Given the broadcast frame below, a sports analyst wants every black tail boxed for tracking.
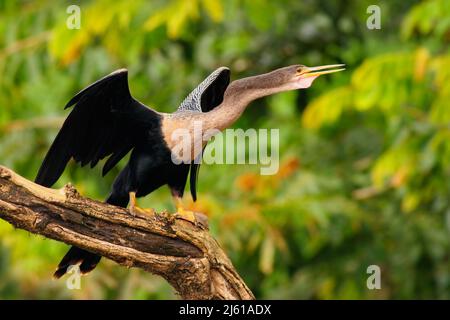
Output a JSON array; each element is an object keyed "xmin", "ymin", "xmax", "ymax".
[
  {"xmin": 53, "ymin": 190, "xmax": 129, "ymax": 279},
  {"xmin": 53, "ymin": 246, "xmax": 101, "ymax": 279}
]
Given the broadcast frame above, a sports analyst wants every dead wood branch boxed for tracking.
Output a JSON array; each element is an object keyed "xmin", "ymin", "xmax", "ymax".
[{"xmin": 0, "ymin": 165, "xmax": 254, "ymax": 300}]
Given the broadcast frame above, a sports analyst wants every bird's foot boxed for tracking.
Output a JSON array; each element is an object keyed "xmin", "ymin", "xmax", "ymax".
[
  {"xmin": 174, "ymin": 207, "xmax": 208, "ymax": 229},
  {"xmin": 129, "ymin": 205, "xmax": 155, "ymax": 218},
  {"xmin": 174, "ymin": 207, "xmax": 197, "ymax": 224},
  {"xmin": 128, "ymin": 191, "xmax": 155, "ymax": 218}
]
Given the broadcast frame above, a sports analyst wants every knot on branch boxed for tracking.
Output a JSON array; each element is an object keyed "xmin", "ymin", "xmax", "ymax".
[
  {"xmin": 0, "ymin": 166, "xmax": 11, "ymax": 179},
  {"xmin": 63, "ymin": 183, "xmax": 80, "ymax": 199}
]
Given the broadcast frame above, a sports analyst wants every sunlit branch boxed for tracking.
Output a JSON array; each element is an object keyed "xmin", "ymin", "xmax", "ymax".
[{"xmin": 0, "ymin": 165, "xmax": 254, "ymax": 300}]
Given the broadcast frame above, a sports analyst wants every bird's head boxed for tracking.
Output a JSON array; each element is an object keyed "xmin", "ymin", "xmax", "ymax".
[{"xmin": 271, "ymin": 64, "xmax": 346, "ymax": 90}]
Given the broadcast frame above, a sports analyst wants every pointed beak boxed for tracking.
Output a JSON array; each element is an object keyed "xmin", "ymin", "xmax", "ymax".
[{"xmin": 298, "ymin": 64, "xmax": 346, "ymax": 78}]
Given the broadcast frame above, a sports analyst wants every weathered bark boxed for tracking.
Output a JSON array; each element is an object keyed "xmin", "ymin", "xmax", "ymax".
[{"xmin": 0, "ymin": 165, "xmax": 254, "ymax": 300}]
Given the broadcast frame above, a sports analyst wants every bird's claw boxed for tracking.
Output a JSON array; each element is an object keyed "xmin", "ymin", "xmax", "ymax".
[
  {"xmin": 129, "ymin": 205, "xmax": 155, "ymax": 218},
  {"xmin": 174, "ymin": 208, "xmax": 197, "ymax": 224},
  {"xmin": 174, "ymin": 208, "xmax": 208, "ymax": 229}
]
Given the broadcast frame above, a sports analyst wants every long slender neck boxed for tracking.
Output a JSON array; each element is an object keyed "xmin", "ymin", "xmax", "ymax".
[{"xmin": 203, "ymin": 72, "xmax": 286, "ymax": 131}]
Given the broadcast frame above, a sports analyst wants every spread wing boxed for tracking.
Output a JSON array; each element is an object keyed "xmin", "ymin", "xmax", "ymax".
[
  {"xmin": 177, "ymin": 67, "xmax": 230, "ymax": 113},
  {"xmin": 35, "ymin": 69, "xmax": 160, "ymax": 187},
  {"xmin": 175, "ymin": 67, "xmax": 231, "ymax": 201}
]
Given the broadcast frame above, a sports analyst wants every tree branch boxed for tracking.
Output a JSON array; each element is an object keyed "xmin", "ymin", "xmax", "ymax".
[{"xmin": 0, "ymin": 165, "xmax": 254, "ymax": 300}]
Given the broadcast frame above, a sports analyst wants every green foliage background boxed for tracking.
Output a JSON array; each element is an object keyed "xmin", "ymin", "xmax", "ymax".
[{"xmin": 0, "ymin": 0, "xmax": 449, "ymax": 299}]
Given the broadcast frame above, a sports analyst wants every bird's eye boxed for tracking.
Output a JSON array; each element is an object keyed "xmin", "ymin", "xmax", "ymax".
[{"xmin": 296, "ymin": 67, "xmax": 304, "ymax": 74}]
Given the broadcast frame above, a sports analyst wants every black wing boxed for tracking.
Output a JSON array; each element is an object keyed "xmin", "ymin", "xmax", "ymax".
[
  {"xmin": 35, "ymin": 69, "xmax": 160, "ymax": 187},
  {"xmin": 176, "ymin": 67, "xmax": 231, "ymax": 201}
]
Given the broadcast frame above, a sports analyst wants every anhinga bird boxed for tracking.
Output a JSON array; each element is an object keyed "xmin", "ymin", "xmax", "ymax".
[{"xmin": 35, "ymin": 64, "xmax": 344, "ymax": 278}]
